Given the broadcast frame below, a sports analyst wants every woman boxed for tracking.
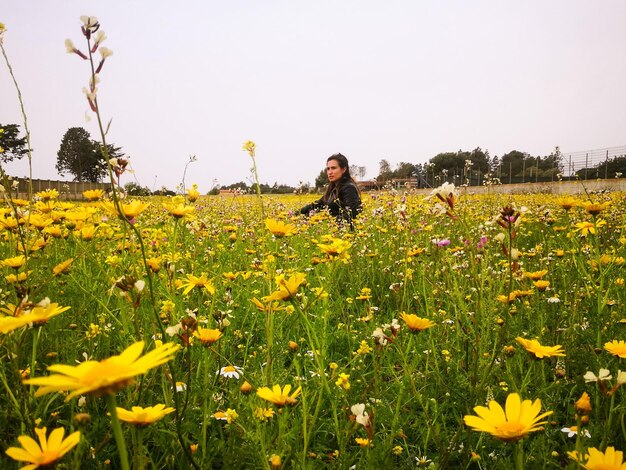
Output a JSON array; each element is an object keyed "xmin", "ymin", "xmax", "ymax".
[{"xmin": 299, "ymin": 153, "xmax": 362, "ymax": 225}]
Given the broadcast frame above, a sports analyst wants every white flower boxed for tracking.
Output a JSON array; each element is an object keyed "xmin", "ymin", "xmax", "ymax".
[
  {"xmin": 175, "ymin": 381, "xmax": 187, "ymax": 392},
  {"xmin": 217, "ymin": 365, "xmax": 243, "ymax": 379},
  {"xmin": 99, "ymin": 47, "xmax": 113, "ymax": 59},
  {"xmin": 78, "ymin": 396, "xmax": 87, "ymax": 408},
  {"xmin": 584, "ymin": 368, "xmax": 612, "ymax": 383},
  {"xmin": 80, "ymin": 16, "xmax": 99, "ymax": 30},
  {"xmin": 617, "ymin": 370, "xmax": 626, "ymax": 385},
  {"xmin": 547, "ymin": 296, "xmax": 561, "ymax": 303},
  {"xmin": 372, "ymin": 327, "xmax": 388, "ymax": 346},
  {"xmin": 93, "ymin": 30, "xmax": 106, "ymax": 45},
  {"xmin": 134, "ymin": 280, "xmax": 145, "ymax": 292},
  {"xmin": 65, "ymin": 38, "xmax": 76, "ymax": 53},
  {"xmin": 165, "ymin": 323, "xmax": 182, "ymax": 337},
  {"xmin": 350, "ymin": 403, "xmax": 370, "ymax": 427},
  {"xmin": 429, "ymin": 182, "xmax": 458, "ymax": 200},
  {"xmin": 561, "ymin": 426, "xmax": 591, "ymax": 438}
]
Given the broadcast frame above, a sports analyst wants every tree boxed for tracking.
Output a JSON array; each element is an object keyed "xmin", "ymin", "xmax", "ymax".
[
  {"xmin": 376, "ymin": 159, "xmax": 393, "ymax": 183},
  {"xmin": 0, "ymin": 123, "xmax": 29, "ymax": 164},
  {"xmin": 315, "ymin": 169, "xmax": 328, "ymax": 189},
  {"xmin": 394, "ymin": 162, "xmax": 417, "ymax": 179},
  {"xmin": 56, "ymin": 127, "xmax": 123, "ymax": 182}
]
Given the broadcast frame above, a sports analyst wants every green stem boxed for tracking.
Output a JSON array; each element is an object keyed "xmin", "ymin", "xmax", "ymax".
[
  {"xmin": 106, "ymin": 394, "xmax": 130, "ymax": 470},
  {"xmin": 513, "ymin": 441, "xmax": 524, "ymax": 470}
]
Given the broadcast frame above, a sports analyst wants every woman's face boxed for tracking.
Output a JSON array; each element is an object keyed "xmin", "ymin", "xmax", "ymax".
[{"xmin": 326, "ymin": 159, "xmax": 347, "ymax": 183}]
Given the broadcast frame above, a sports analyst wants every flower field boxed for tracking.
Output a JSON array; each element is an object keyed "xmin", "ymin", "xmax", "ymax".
[
  {"xmin": 2, "ymin": 14, "xmax": 626, "ymax": 470},
  {"xmin": 1, "ymin": 186, "xmax": 625, "ymax": 469}
]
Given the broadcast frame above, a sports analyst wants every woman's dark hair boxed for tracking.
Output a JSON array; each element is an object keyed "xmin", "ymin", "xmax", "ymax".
[{"xmin": 323, "ymin": 153, "xmax": 360, "ymax": 203}]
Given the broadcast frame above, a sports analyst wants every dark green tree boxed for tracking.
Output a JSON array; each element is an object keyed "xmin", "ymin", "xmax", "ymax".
[
  {"xmin": 56, "ymin": 127, "xmax": 123, "ymax": 182},
  {"xmin": 0, "ymin": 123, "xmax": 29, "ymax": 164},
  {"xmin": 315, "ymin": 169, "xmax": 328, "ymax": 188},
  {"xmin": 500, "ymin": 150, "xmax": 530, "ymax": 178},
  {"xmin": 394, "ymin": 162, "xmax": 417, "ymax": 179},
  {"xmin": 429, "ymin": 152, "xmax": 465, "ymax": 175}
]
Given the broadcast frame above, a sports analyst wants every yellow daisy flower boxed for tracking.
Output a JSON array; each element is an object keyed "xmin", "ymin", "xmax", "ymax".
[
  {"xmin": 5, "ymin": 427, "xmax": 81, "ymax": 469},
  {"xmin": 116, "ymin": 404, "xmax": 175, "ymax": 426},
  {"xmin": 400, "ymin": 312, "xmax": 436, "ymax": 332},
  {"xmin": 568, "ymin": 446, "xmax": 626, "ymax": 469},
  {"xmin": 101, "ymin": 200, "xmax": 149, "ymax": 219},
  {"xmin": 261, "ymin": 273, "xmax": 307, "ymax": 302},
  {"xmin": 265, "ymin": 218, "xmax": 297, "ymax": 237},
  {"xmin": 463, "ymin": 392, "xmax": 552, "ymax": 442},
  {"xmin": 604, "ymin": 340, "xmax": 626, "ymax": 358},
  {"xmin": 515, "ymin": 337, "xmax": 565, "ymax": 359},
  {"xmin": 83, "ymin": 189, "xmax": 105, "ymax": 201},
  {"xmin": 177, "ymin": 273, "xmax": 216, "ymax": 295},
  {"xmin": 23, "ymin": 341, "xmax": 180, "ymax": 400},
  {"xmin": 192, "ymin": 327, "xmax": 223, "ymax": 346},
  {"xmin": 2, "ymin": 255, "xmax": 26, "ymax": 269},
  {"xmin": 256, "ymin": 384, "xmax": 302, "ymax": 407}
]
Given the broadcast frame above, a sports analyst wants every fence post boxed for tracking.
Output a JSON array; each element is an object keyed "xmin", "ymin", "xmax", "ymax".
[
  {"xmin": 605, "ymin": 150, "xmax": 609, "ymax": 179},
  {"xmin": 585, "ymin": 154, "xmax": 588, "ymax": 180}
]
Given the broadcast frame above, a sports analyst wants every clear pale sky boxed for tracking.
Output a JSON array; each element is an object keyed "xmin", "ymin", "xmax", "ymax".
[{"xmin": 2, "ymin": 1, "xmax": 625, "ymax": 193}]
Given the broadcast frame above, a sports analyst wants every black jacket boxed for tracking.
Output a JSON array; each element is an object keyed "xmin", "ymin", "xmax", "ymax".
[{"xmin": 299, "ymin": 182, "xmax": 362, "ymax": 224}]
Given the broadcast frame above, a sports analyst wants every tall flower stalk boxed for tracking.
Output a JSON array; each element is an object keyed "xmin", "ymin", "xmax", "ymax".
[
  {"xmin": 64, "ymin": 16, "xmax": 199, "ymax": 469},
  {"xmin": 242, "ymin": 140, "xmax": 265, "ymax": 217},
  {"xmin": 0, "ymin": 22, "xmax": 34, "ymax": 201}
]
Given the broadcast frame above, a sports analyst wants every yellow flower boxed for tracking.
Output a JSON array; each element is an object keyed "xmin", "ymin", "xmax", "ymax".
[
  {"xmin": 533, "ymin": 280, "xmax": 550, "ymax": 291},
  {"xmin": 242, "ymin": 140, "xmax": 256, "ymax": 157},
  {"xmin": 604, "ymin": 340, "xmax": 626, "ymax": 358},
  {"xmin": 36, "ymin": 189, "xmax": 60, "ymax": 201},
  {"xmin": 213, "ymin": 408, "xmax": 238, "ymax": 423},
  {"xmin": 177, "ymin": 273, "xmax": 216, "ymax": 295},
  {"xmin": 5, "ymin": 426, "xmax": 81, "ymax": 469},
  {"xmin": 2, "ymin": 255, "xmax": 26, "ymax": 269},
  {"xmin": 269, "ymin": 454, "xmax": 282, "ymax": 468},
  {"xmin": 583, "ymin": 201, "xmax": 611, "ymax": 216},
  {"xmin": 515, "ymin": 337, "xmax": 565, "ymax": 359},
  {"xmin": 146, "ymin": 257, "xmax": 162, "ymax": 272},
  {"xmin": 0, "ymin": 301, "xmax": 71, "ymax": 333},
  {"xmin": 335, "ymin": 373, "xmax": 351, "ymax": 390},
  {"xmin": 265, "ymin": 218, "xmax": 297, "ymax": 237},
  {"xmin": 555, "ymin": 197, "xmax": 579, "ymax": 211},
  {"xmin": 163, "ymin": 202, "xmax": 195, "ymax": 218},
  {"xmin": 574, "ymin": 219, "xmax": 606, "ymax": 236},
  {"xmin": 253, "ymin": 407, "xmax": 276, "ymax": 421},
  {"xmin": 52, "ymin": 258, "xmax": 74, "ymax": 276},
  {"xmin": 523, "ymin": 270, "xmax": 548, "ymax": 281},
  {"xmin": 568, "ymin": 446, "xmax": 626, "ymax": 469},
  {"xmin": 463, "ymin": 392, "xmax": 552, "ymax": 442},
  {"xmin": 575, "ymin": 392, "xmax": 592, "ymax": 415},
  {"xmin": 256, "ymin": 384, "xmax": 302, "ymax": 407},
  {"xmin": 192, "ymin": 327, "xmax": 223, "ymax": 345},
  {"xmin": 101, "ymin": 200, "xmax": 149, "ymax": 219},
  {"xmin": 116, "ymin": 404, "xmax": 175, "ymax": 426},
  {"xmin": 355, "ymin": 437, "xmax": 372, "ymax": 447},
  {"xmin": 262, "ymin": 273, "xmax": 307, "ymax": 302},
  {"xmin": 83, "ymin": 189, "xmax": 105, "ymax": 201},
  {"xmin": 400, "ymin": 312, "xmax": 435, "ymax": 332},
  {"xmin": 355, "ymin": 287, "xmax": 372, "ymax": 300},
  {"xmin": 23, "ymin": 341, "xmax": 180, "ymax": 400},
  {"xmin": 187, "ymin": 184, "xmax": 200, "ymax": 202},
  {"xmin": 317, "ymin": 237, "xmax": 352, "ymax": 261},
  {"xmin": 5, "ymin": 271, "xmax": 30, "ymax": 284},
  {"xmin": 356, "ymin": 340, "xmax": 372, "ymax": 355}
]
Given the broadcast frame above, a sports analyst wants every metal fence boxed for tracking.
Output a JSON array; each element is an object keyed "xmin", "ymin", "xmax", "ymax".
[{"xmin": 395, "ymin": 145, "xmax": 626, "ymax": 189}]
